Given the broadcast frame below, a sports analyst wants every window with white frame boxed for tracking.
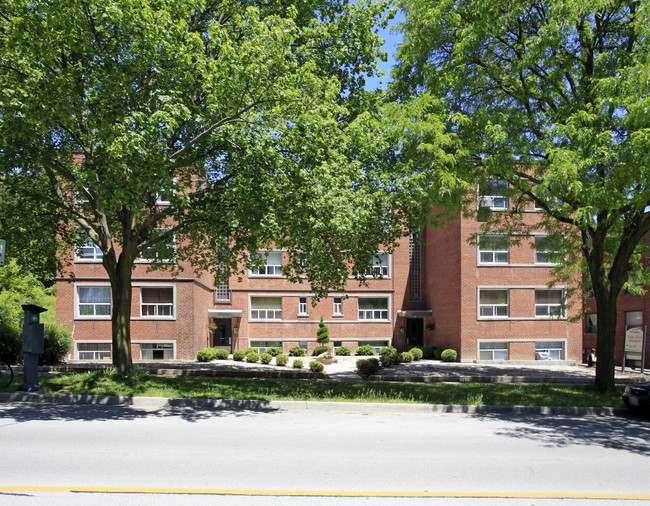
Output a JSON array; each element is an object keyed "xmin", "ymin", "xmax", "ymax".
[
  {"xmin": 535, "ymin": 289, "xmax": 565, "ymax": 318},
  {"xmin": 298, "ymin": 297, "xmax": 308, "ymax": 315},
  {"xmin": 250, "ymin": 297, "xmax": 282, "ymax": 320},
  {"xmin": 358, "ymin": 298, "xmax": 389, "ymax": 321},
  {"xmin": 479, "ymin": 342, "xmax": 508, "ymax": 360},
  {"xmin": 141, "ymin": 287, "xmax": 174, "ymax": 317},
  {"xmin": 78, "ymin": 343, "xmax": 111, "ymax": 360},
  {"xmin": 478, "ymin": 235, "xmax": 509, "ymax": 264},
  {"xmin": 535, "ymin": 236, "xmax": 561, "ymax": 264},
  {"xmin": 585, "ymin": 313, "xmax": 597, "ymax": 333},
  {"xmin": 535, "ymin": 341, "xmax": 565, "ymax": 360},
  {"xmin": 365, "ymin": 253, "xmax": 390, "ymax": 278},
  {"xmin": 76, "ymin": 234, "xmax": 103, "ymax": 262},
  {"xmin": 141, "ymin": 343, "xmax": 174, "ymax": 360},
  {"xmin": 139, "ymin": 228, "xmax": 175, "ymax": 262},
  {"xmin": 77, "ymin": 286, "xmax": 111, "ymax": 317},
  {"xmin": 333, "ymin": 297, "xmax": 343, "ymax": 316},
  {"xmin": 250, "ymin": 251, "xmax": 283, "ymax": 276},
  {"xmin": 626, "ymin": 311, "xmax": 643, "ymax": 328},
  {"xmin": 479, "ymin": 289, "xmax": 509, "ymax": 317},
  {"xmin": 478, "ymin": 181, "xmax": 509, "ymax": 210},
  {"xmin": 250, "ymin": 341, "xmax": 282, "ymax": 353}
]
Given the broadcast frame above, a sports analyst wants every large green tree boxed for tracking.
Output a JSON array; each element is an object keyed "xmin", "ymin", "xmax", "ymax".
[
  {"xmin": 393, "ymin": 0, "xmax": 650, "ymax": 390},
  {"xmin": 0, "ymin": 0, "xmax": 417, "ymax": 373}
]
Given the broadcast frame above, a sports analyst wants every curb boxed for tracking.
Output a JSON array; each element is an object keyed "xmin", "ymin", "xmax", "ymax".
[{"xmin": 0, "ymin": 391, "xmax": 628, "ymax": 417}]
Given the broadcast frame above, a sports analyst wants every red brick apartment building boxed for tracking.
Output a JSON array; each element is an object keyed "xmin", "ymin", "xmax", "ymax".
[{"xmin": 56, "ymin": 186, "xmax": 582, "ymax": 362}]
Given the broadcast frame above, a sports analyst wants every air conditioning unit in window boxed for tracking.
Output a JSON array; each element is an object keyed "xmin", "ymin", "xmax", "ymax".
[{"xmin": 479, "ymin": 197, "xmax": 495, "ymax": 209}]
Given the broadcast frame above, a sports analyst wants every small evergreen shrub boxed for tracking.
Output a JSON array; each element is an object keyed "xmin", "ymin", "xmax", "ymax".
[
  {"xmin": 316, "ymin": 316, "xmax": 330, "ymax": 345},
  {"xmin": 266, "ymin": 347, "xmax": 283, "ymax": 357},
  {"xmin": 435, "ymin": 348, "xmax": 444, "ymax": 360},
  {"xmin": 215, "ymin": 349, "xmax": 229, "ymax": 360},
  {"xmin": 380, "ymin": 346, "xmax": 397, "ymax": 356},
  {"xmin": 289, "ymin": 346, "xmax": 305, "ymax": 357},
  {"xmin": 275, "ymin": 354, "xmax": 288, "ymax": 366},
  {"xmin": 309, "ymin": 360, "xmax": 324, "ymax": 372},
  {"xmin": 409, "ymin": 347, "xmax": 423, "ymax": 361},
  {"xmin": 422, "ymin": 346, "xmax": 438, "ymax": 360},
  {"xmin": 335, "ymin": 346, "xmax": 351, "ymax": 356},
  {"xmin": 356, "ymin": 358, "xmax": 380, "ymax": 377},
  {"xmin": 260, "ymin": 352, "xmax": 273, "ymax": 364},
  {"xmin": 312, "ymin": 346, "xmax": 330, "ymax": 356},
  {"xmin": 40, "ymin": 323, "xmax": 72, "ymax": 365},
  {"xmin": 441, "ymin": 349, "xmax": 458, "ymax": 362},
  {"xmin": 292, "ymin": 359, "xmax": 303, "ymax": 369},
  {"xmin": 233, "ymin": 350, "xmax": 246, "ymax": 361},
  {"xmin": 355, "ymin": 344, "xmax": 375, "ymax": 356},
  {"xmin": 245, "ymin": 350, "xmax": 259, "ymax": 363},
  {"xmin": 379, "ymin": 354, "xmax": 391, "ymax": 367},
  {"xmin": 196, "ymin": 348, "xmax": 218, "ymax": 362},
  {"xmin": 400, "ymin": 351, "xmax": 413, "ymax": 363}
]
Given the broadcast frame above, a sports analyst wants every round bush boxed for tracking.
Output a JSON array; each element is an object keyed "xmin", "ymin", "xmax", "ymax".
[
  {"xmin": 335, "ymin": 346, "xmax": 351, "ymax": 356},
  {"xmin": 422, "ymin": 346, "xmax": 438, "ymax": 360},
  {"xmin": 233, "ymin": 350, "xmax": 246, "ymax": 361},
  {"xmin": 409, "ymin": 347, "xmax": 423, "ymax": 361},
  {"xmin": 356, "ymin": 358, "xmax": 380, "ymax": 377},
  {"xmin": 400, "ymin": 351, "xmax": 413, "ymax": 363},
  {"xmin": 41, "ymin": 323, "xmax": 72, "ymax": 365},
  {"xmin": 196, "ymin": 348, "xmax": 217, "ymax": 362},
  {"xmin": 312, "ymin": 346, "xmax": 330, "ymax": 356},
  {"xmin": 215, "ymin": 349, "xmax": 229, "ymax": 360},
  {"xmin": 441, "ymin": 349, "xmax": 458, "ymax": 362},
  {"xmin": 289, "ymin": 346, "xmax": 305, "ymax": 357},
  {"xmin": 379, "ymin": 346, "xmax": 397, "ymax": 356},
  {"xmin": 275, "ymin": 354, "xmax": 288, "ymax": 366},
  {"xmin": 379, "ymin": 354, "xmax": 391, "ymax": 367},
  {"xmin": 309, "ymin": 360, "xmax": 324, "ymax": 372},
  {"xmin": 259, "ymin": 352, "xmax": 272, "ymax": 364},
  {"xmin": 355, "ymin": 344, "xmax": 375, "ymax": 356},
  {"xmin": 292, "ymin": 359, "xmax": 303, "ymax": 369},
  {"xmin": 266, "ymin": 347, "xmax": 283, "ymax": 357},
  {"xmin": 245, "ymin": 350, "xmax": 260, "ymax": 363}
]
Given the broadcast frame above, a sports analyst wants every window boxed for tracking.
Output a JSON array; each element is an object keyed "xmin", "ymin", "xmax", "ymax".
[
  {"xmin": 250, "ymin": 252, "xmax": 283, "ymax": 276},
  {"xmin": 626, "ymin": 311, "xmax": 643, "ymax": 329},
  {"xmin": 358, "ymin": 298, "xmax": 389, "ymax": 321},
  {"xmin": 77, "ymin": 286, "xmax": 111, "ymax": 317},
  {"xmin": 250, "ymin": 297, "xmax": 282, "ymax": 320},
  {"xmin": 536, "ymin": 341, "xmax": 565, "ymax": 360},
  {"xmin": 139, "ymin": 228, "xmax": 175, "ymax": 262},
  {"xmin": 298, "ymin": 297, "xmax": 308, "ymax": 315},
  {"xmin": 141, "ymin": 287, "xmax": 174, "ymax": 317},
  {"xmin": 479, "ymin": 289, "xmax": 508, "ymax": 317},
  {"xmin": 479, "ymin": 342, "xmax": 508, "ymax": 361},
  {"xmin": 250, "ymin": 341, "xmax": 282, "ymax": 353},
  {"xmin": 478, "ymin": 235, "xmax": 509, "ymax": 264},
  {"xmin": 478, "ymin": 181, "xmax": 508, "ymax": 210},
  {"xmin": 141, "ymin": 343, "xmax": 174, "ymax": 360},
  {"xmin": 409, "ymin": 233, "xmax": 422, "ymax": 300},
  {"xmin": 535, "ymin": 289, "xmax": 565, "ymax": 318},
  {"xmin": 76, "ymin": 235, "xmax": 103, "ymax": 262},
  {"xmin": 365, "ymin": 253, "xmax": 390, "ymax": 278},
  {"xmin": 333, "ymin": 297, "xmax": 343, "ymax": 316},
  {"xmin": 585, "ymin": 314, "xmax": 597, "ymax": 333},
  {"xmin": 535, "ymin": 236, "xmax": 561, "ymax": 264},
  {"xmin": 78, "ymin": 343, "xmax": 111, "ymax": 360}
]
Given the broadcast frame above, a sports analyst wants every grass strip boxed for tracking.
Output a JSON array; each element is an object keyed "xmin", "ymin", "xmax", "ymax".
[{"xmin": 1, "ymin": 370, "xmax": 625, "ymax": 408}]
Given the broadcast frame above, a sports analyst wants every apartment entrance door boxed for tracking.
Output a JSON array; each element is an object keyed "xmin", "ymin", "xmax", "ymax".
[
  {"xmin": 212, "ymin": 319, "xmax": 232, "ymax": 352},
  {"xmin": 405, "ymin": 318, "xmax": 424, "ymax": 349}
]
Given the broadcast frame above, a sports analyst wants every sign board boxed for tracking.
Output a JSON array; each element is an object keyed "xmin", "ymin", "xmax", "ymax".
[
  {"xmin": 625, "ymin": 327, "xmax": 645, "ymax": 359},
  {"xmin": 0, "ymin": 239, "xmax": 5, "ymax": 266}
]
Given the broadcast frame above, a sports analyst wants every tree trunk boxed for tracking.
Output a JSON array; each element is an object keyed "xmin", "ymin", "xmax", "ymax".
[
  {"xmin": 110, "ymin": 256, "xmax": 134, "ymax": 374},
  {"xmin": 594, "ymin": 291, "xmax": 618, "ymax": 391}
]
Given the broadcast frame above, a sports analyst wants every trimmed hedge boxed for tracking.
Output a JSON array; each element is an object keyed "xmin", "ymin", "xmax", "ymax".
[
  {"xmin": 266, "ymin": 347, "xmax": 283, "ymax": 357},
  {"xmin": 356, "ymin": 358, "xmax": 380, "ymax": 377},
  {"xmin": 289, "ymin": 346, "xmax": 305, "ymax": 357},
  {"xmin": 233, "ymin": 350, "xmax": 246, "ymax": 361},
  {"xmin": 409, "ymin": 347, "xmax": 423, "ymax": 361},
  {"xmin": 275, "ymin": 354, "xmax": 288, "ymax": 366},
  {"xmin": 312, "ymin": 346, "xmax": 330, "ymax": 356},
  {"xmin": 441, "ymin": 349, "xmax": 458, "ymax": 362},
  {"xmin": 245, "ymin": 350, "xmax": 260, "ymax": 363},
  {"xmin": 335, "ymin": 346, "xmax": 351, "ymax": 356},
  {"xmin": 355, "ymin": 344, "xmax": 375, "ymax": 356},
  {"xmin": 292, "ymin": 359, "xmax": 303, "ymax": 369},
  {"xmin": 309, "ymin": 360, "xmax": 324, "ymax": 372},
  {"xmin": 197, "ymin": 348, "xmax": 218, "ymax": 362},
  {"xmin": 260, "ymin": 352, "xmax": 273, "ymax": 364}
]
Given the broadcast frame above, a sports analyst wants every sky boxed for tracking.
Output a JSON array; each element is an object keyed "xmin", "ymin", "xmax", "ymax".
[{"xmin": 363, "ymin": 9, "xmax": 405, "ymax": 91}]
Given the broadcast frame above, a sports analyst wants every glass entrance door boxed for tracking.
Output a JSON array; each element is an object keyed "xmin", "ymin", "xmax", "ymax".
[
  {"xmin": 211, "ymin": 319, "xmax": 232, "ymax": 352},
  {"xmin": 405, "ymin": 318, "xmax": 424, "ymax": 349}
]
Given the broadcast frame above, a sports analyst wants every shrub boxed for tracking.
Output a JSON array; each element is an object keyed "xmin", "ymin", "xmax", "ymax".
[
  {"xmin": 409, "ymin": 347, "xmax": 423, "ymax": 361},
  {"xmin": 260, "ymin": 352, "xmax": 272, "ymax": 364},
  {"xmin": 434, "ymin": 348, "xmax": 444, "ymax": 360},
  {"xmin": 422, "ymin": 346, "xmax": 438, "ymax": 360},
  {"xmin": 0, "ymin": 322, "xmax": 21, "ymax": 365},
  {"xmin": 316, "ymin": 316, "xmax": 330, "ymax": 344},
  {"xmin": 289, "ymin": 346, "xmax": 305, "ymax": 357},
  {"xmin": 355, "ymin": 344, "xmax": 375, "ymax": 356},
  {"xmin": 378, "ymin": 354, "xmax": 391, "ymax": 367},
  {"xmin": 292, "ymin": 359, "xmax": 303, "ymax": 369},
  {"xmin": 275, "ymin": 354, "xmax": 288, "ymax": 366},
  {"xmin": 335, "ymin": 346, "xmax": 351, "ymax": 356},
  {"xmin": 245, "ymin": 350, "xmax": 259, "ymax": 363},
  {"xmin": 214, "ymin": 349, "xmax": 229, "ymax": 360},
  {"xmin": 441, "ymin": 349, "xmax": 458, "ymax": 362},
  {"xmin": 312, "ymin": 346, "xmax": 330, "ymax": 356},
  {"xmin": 356, "ymin": 358, "xmax": 380, "ymax": 377},
  {"xmin": 379, "ymin": 346, "xmax": 397, "ymax": 356},
  {"xmin": 309, "ymin": 360, "xmax": 324, "ymax": 372},
  {"xmin": 266, "ymin": 347, "xmax": 283, "ymax": 357},
  {"xmin": 196, "ymin": 348, "xmax": 218, "ymax": 362},
  {"xmin": 233, "ymin": 350, "xmax": 246, "ymax": 361},
  {"xmin": 400, "ymin": 351, "xmax": 413, "ymax": 363},
  {"xmin": 40, "ymin": 323, "xmax": 72, "ymax": 365}
]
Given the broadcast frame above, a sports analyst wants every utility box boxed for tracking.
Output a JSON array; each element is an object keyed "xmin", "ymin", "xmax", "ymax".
[{"xmin": 21, "ymin": 304, "xmax": 47, "ymax": 392}]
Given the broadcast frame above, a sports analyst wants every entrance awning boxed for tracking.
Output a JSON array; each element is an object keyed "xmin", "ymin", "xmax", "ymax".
[
  {"xmin": 208, "ymin": 310, "xmax": 242, "ymax": 318},
  {"xmin": 397, "ymin": 310, "xmax": 432, "ymax": 317}
]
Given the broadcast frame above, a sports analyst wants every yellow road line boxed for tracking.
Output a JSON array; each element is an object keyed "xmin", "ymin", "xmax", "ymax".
[{"xmin": 1, "ymin": 486, "xmax": 649, "ymax": 499}]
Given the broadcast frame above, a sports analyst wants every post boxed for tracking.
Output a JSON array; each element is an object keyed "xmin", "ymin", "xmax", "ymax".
[{"xmin": 21, "ymin": 304, "xmax": 47, "ymax": 392}]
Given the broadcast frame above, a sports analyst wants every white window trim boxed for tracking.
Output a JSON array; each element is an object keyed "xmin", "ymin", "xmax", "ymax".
[
  {"xmin": 75, "ymin": 236, "xmax": 103, "ymax": 263},
  {"xmin": 75, "ymin": 284, "xmax": 112, "ymax": 320},
  {"xmin": 477, "ymin": 288, "xmax": 509, "ymax": 319},
  {"xmin": 333, "ymin": 297, "xmax": 343, "ymax": 317},
  {"xmin": 534, "ymin": 235, "xmax": 561, "ymax": 265},
  {"xmin": 298, "ymin": 297, "xmax": 308, "ymax": 316},
  {"xmin": 364, "ymin": 253, "xmax": 391, "ymax": 278},
  {"xmin": 249, "ymin": 295, "xmax": 283, "ymax": 322},
  {"xmin": 138, "ymin": 285, "xmax": 176, "ymax": 320},
  {"xmin": 357, "ymin": 295, "xmax": 391, "ymax": 322},
  {"xmin": 138, "ymin": 341, "xmax": 176, "ymax": 360},
  {"xmin": 136, "ymin": 228, "xmax": 176, "ymax": 264},
  {"xmin": 477, "ymin": 235, "xmax": 509, "ymax": 265},
  {"xmin": 249, "ymin": 251, "xmax": 284, "ymax": 278},
  {"xmin": 534, "ymin": 289, "xmax": 566, "ymax": 319},
  {"xmin": 75, "ymin": 341, "xmax": 112, "ymax": 360},
  {"xmin": 477, "ymin": 181, "xmax": 509, "ymax": 210}
]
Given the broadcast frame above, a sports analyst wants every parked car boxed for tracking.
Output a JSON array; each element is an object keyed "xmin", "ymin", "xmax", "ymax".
[{"xmin": 622, "ymin": 383, "xmax": 650, "ymax": 410}]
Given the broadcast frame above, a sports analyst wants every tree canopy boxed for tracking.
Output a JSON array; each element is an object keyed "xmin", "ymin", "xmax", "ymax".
[
  {"xmin": 393, "ymin": 0, "xmax": 650, "ymax": 390},
  {"xmin": 0, "ymin": 0, "xmax": 423, "ymax": 372}
]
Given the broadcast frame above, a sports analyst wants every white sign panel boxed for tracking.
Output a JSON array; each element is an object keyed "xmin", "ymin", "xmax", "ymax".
[{"xmin": 625, "ymin": 327, "xmax": 645, "ymax": 359}]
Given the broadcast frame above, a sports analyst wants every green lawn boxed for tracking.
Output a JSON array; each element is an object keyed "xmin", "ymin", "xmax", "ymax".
[{"xmin": 1, "ymin": 370, "xmax": 625, "ymax": 408}]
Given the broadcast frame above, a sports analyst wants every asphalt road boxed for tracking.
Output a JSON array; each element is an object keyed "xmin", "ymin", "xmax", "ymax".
[{"xmin": 1, "ymin": 401, "xmax": 649, "ymax": 504}]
